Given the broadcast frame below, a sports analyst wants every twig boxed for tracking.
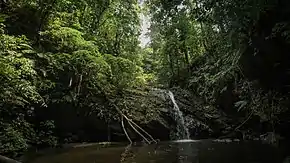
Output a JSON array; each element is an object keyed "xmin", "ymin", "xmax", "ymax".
[
  {"xmin": 68, "ymin": 77, "xmax": 72, "ymax": 87},
  {"xmin": 234, "ymin": 111, "xmax": 254, "ymax": 131}
]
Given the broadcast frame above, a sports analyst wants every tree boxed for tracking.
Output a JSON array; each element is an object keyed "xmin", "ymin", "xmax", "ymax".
[{"xmin": 0, "ymin": 0, "xmax": 156, "ymax": 157}]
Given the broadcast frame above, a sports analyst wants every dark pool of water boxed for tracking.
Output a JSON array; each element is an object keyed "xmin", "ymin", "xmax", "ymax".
[{"xmin": 26, "ymin": 139, "xmax": 290, "ymax": 163}]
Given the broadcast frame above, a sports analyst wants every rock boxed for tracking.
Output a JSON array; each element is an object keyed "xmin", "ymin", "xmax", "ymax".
[
  {"xmin": 260, "ymin": 132, "xmax": 283, "ymax": 144},
  {"xmin": 0, "ymin": 155, "xmax": 21, "ymax": 163},
  {"xmin": 283, "ymin": 156, "xmax": 290, "ymax": 163},
  {"xmin": 145, "ymin": 120, "xmax": 171, "ymax": 140},
  {"xmin": 168, "ymin": 88, "xmax": 231, "ymax": 138},
  {"xmin": 185, "ymin": 115, "xmax": 213, "ymax": 139}
]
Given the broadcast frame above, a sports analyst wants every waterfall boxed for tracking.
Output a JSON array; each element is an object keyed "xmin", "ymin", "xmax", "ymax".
[{"xmin": 168, "ymin": 91, "xmax": 190, "ymax": 140}]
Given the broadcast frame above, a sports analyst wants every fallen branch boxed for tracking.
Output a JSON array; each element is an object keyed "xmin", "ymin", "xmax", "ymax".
[
  {"xmin": 126, "ymin": 117, "xmax": 157, "ymax": 144},
  {"xmin": 111, "ymin": 103, "xmax": 156, "ymax": 144},
  {"xmin": 127, "ymin": 120, "xmax": 151, "ymax": 144},
  {"xmin": 234, "ymin": 111, "xmax": 254, "ymax": 131},
  {"xmin": 123, "ymin": 103, "xmax": 157, "ymax": 143},
  {"xmin": 121, "ymin": 116, "xmax": 132, "ymax": 144},
  {"xmin": 219, "ymin": 111, "xmax": 254, "ymax": 139}
]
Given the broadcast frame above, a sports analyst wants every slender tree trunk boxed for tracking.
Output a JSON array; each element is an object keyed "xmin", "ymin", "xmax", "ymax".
[
  {"xmin": 77, "ymin": 74, "xmax": 83, "ymax": 96},
  {"xmin": 168, "ymin": 53, "xmax": 174, "ymax": 77},
  {"xmin": 183, "ymin": 41, "xmax": 190, "ymax": 73},
  {"xmin": 200, "ymin": 22, "xmax": 208, "ymax": 51},
  {"xmin": 36, "ymin": 0, "xmax": 57, "ymax": 44},
  {"xmin": 121, "ymin": 116, "xmax": 132, "ymax": 144},
  {"xmin": 184, "ymin": 49, "xmax": 190, "ymax": 67},
  {"xmin": 107, "ymin": 118, "xmax": 111, "ymax": 142}
]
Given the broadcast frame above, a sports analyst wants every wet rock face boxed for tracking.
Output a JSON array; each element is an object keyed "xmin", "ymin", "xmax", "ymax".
[
  {"xmin": 143, "ymin": 120, "xmax": 171, "ymax": 140},
  {"xmin": 283, "ymin": 157, "xmax": 290, "ymax": 163},
  {"xmin": 98, "ymin": 87, "xmax": 241, "ymax": 141},
  {"xmin": 103, "ymin": 87, "xmax": 249, "ymax": 141},
  {"xmin": 185, "ymin": 115, "xmax": 213, "ymax": 139},
  {"xmin": 167, "ymin": 87, "xmax": 230, "ymax": 139},
  {"xmin": 165, "ymin": 88, "xmax": 289, "ymax": 141},
  {"xmin": 259, "ymin": 132, "xmax": 283, "ymax": 144},
  {"xmin": 136, "ymin": 87, "xmax": 224, "ymax": 140}
]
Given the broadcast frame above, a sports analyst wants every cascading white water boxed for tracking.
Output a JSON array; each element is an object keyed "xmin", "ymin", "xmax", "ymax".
[{"xmin": 168, "ymin": 91, "xmax": 190, "ymax": 140}]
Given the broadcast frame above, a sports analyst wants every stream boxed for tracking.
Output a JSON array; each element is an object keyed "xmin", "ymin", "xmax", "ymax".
[{"xmin": 25, "ymin": 140, "xmax": 289, "ymax": 163}]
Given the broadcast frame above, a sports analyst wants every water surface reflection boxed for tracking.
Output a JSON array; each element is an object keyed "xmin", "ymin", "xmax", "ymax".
[{"xmin": 28, "ymin": 140, "xmax": 289, "ymax": 163}]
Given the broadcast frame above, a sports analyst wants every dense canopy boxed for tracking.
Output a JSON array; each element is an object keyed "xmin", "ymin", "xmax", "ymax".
[{"xmin": 1, "ymin": 0, "xmax": 290, "ymax": 160}]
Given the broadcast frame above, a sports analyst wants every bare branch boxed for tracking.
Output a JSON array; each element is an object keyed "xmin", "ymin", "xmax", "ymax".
[{"xmin": 121, "ymin": 116, "xmax": 132, "ymax": 144}]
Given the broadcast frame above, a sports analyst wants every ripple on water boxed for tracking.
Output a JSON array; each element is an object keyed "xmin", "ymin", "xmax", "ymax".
[{"xmin": 172, "ymin": 139, "xmax": 201, "ymax": 143}]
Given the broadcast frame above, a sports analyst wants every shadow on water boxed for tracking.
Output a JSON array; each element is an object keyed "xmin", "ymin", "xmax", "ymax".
[{"xmin": 26, "ymin": 140, "xmax": 290, "ymax": 163}]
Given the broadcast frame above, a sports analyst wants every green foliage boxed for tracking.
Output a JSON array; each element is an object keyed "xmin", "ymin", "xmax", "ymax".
[
  {"xmin": 146, "ymin": 0, "xmax": 290, "ymax": 137},
  {"xmin": 0, "ymin": 0, "xmax": 153, "ymax": 157},
  {"xmin": 2, "ymin": 0, "xmax": 289, "ymax": 157},
  {"xmin": 0, "ymin": 33, "xmax": 43, "ymax": 156},
  {"xmin": 0, "ymin": 34, "xmax": 42, "ymax": 107},
  {"xmin": 40, "ymin": 15, "xmax": 95, "ymax": 53},
  {"xmin": 0, "ymin": 123, "xmax": 28, "ymax": 156},
  {"xmin": 104, "ymin": 54, "xmax": 144, "ymax": 89},
  {"xmin": 34, "ymin": 120, "xmax": 57, "ymax": 147}
]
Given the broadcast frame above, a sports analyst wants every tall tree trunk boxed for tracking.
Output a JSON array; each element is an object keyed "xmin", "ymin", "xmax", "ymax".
[
  {"xmin": 107, "ymin": 118, "xmax": 111, "ymax": 142},
  {"xmin": 200, "ymin": 22, "xmax": 208, "ymax": 51},
  {"xmin": 183, "ymin": 41, "xmax": 190, "ymax": 73},
  {"xmin": 168, "ymin": 53, "xmax": 174, "ymax": 78},
  {"xmin": 36, "ymin": 0, "xmax": 57, "ymax": 44}
]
